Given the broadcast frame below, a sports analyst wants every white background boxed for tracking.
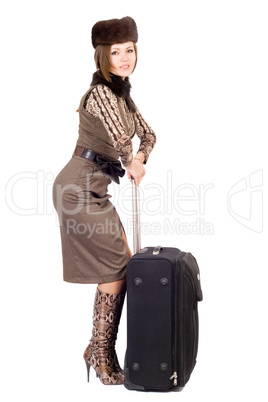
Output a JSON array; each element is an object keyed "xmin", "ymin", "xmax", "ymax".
[{"xmin": 1, "ymin": 0, "xmax": 267, "ymax": 401}]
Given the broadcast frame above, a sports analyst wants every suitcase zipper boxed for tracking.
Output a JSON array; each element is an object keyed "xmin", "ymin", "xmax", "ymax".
[
  {"xmin": 172, "ymin": 251, "xmax": 186, "ymax": 388},
  {"xmin": 170, "ymin": 372, "xmax": 178, "ymax": 386},
  {"xmin": 171, "ymin": 253, "xmax": 186, "ymax": 388}
]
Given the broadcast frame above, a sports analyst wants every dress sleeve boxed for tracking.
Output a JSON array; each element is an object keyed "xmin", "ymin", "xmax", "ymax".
[
  {"xmin": 85, "ymin": 85, "xmax": 133, "ymax": 166},
  {"xmin": 134, "ymin": 107, "xmax": 156, "ymax": 164}
]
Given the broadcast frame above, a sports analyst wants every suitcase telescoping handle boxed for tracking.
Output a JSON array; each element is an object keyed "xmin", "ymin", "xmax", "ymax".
[
  {"xmin": 131, "ymin": 176, "xmax": 141, "ymax": 254},
  {"xmin": 131, "ymin": 177, "xmax": 163, "ymax": 256}
]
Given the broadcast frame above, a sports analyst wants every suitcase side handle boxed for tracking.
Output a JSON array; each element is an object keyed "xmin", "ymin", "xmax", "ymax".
[{"xmin": 152, "ymin": 245, "xmax": 163, "ymax": 255}]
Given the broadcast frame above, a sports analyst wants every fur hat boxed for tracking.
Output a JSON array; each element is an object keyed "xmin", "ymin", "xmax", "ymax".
[{"xmin": 91, "ymin": 16, "xmax": 138, "ymax": 49}]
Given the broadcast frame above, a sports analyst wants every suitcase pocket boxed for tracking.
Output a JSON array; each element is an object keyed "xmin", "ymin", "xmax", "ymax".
[
  {"xmin": 180, "ymin": 271, "xmax": 199, "ymax": 385},
  {"xmin": 125, "ymin": 259, "xmax": 174, "ymax": 391}
]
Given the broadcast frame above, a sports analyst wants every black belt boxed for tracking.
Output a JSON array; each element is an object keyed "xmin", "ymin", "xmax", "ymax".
[{"xmin": 74, "ymin": 146, "xmax": 125, "ymax": 184}]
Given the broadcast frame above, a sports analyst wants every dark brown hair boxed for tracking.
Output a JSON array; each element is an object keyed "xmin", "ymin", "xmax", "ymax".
[{"xmin": 94, "ymin": 43, "xmax": 138, "ymax": 81}]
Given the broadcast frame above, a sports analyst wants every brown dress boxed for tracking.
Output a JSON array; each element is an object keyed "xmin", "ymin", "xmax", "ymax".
[{"xmin": 53, "ymin": 83, "xmax": 156, "ymax": 284}]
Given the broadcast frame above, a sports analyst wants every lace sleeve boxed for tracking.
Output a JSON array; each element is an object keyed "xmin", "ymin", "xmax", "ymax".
[
  {"xmin": 134, "ymin": 108, "xmax": 156, "ymax": 164},
  {"xmin": 85, "ymin": 85, "xmax": 133, "ymax": 166}
]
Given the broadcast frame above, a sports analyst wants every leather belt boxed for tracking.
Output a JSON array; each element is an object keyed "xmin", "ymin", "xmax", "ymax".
[
  {"xmin": 74, "ymin": 146, "xmax": 99, "ymax": 161},
  {"xmin": 73, "ymin": 146, "xmax": 125, "ymax": 184}
]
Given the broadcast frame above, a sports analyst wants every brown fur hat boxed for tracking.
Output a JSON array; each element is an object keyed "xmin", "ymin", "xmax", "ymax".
[{"xmin": 92, "ymin": 16, "xmax": 138, "ymax": 49}]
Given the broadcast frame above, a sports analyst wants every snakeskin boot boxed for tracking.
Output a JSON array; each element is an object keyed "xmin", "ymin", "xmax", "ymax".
[
  {"xmin": 83, "ymin": 287, "xmax": 126, "ymax": 385},
  {"xmin": 108, "ymin": 286, "xmax": 125, "ymax": 376}
]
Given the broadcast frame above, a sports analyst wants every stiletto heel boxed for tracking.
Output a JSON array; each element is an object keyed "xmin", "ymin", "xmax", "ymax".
[{"xmin": 85, "ymin": 360, "xmax": 91, "ymax": 382}]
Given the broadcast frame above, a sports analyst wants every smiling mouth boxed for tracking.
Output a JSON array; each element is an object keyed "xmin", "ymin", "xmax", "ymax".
[{"xmin": 120, "ymin": 65, "xmax": 130, "ymax": 69}]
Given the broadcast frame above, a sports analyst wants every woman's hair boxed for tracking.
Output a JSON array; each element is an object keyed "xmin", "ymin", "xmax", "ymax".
[{"xmin": 94, "ymin": 43, "xmax": 138, "ymax": 81}]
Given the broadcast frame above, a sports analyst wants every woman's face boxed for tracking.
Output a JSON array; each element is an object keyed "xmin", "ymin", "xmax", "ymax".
[{"xmin": 110, "ymin": 42, "xmax": 136, "ymax": 78}]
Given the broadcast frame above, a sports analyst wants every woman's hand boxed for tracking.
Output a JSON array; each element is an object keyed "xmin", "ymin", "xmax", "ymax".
[{"xmin": 125, "ymin": 155, "xmax": 146, "ymax": 187}]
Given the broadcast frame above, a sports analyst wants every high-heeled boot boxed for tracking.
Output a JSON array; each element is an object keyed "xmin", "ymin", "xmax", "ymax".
[
  {"xmin": 83, "ymin": 287, "xmax": 125, "ymax": 385},
  {"xmin": 108, "ymin": 286, "xmax": 126, "ymax": 376}
]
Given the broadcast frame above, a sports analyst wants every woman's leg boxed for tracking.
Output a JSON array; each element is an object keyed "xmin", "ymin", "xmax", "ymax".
[
  {"xmin": 83, "ymin": 229, "xmax": 132, "ymax": 384},
  {"xmin": 83, "ymin": 284, "xmax": 126, "ymax": 384},
  {"xmin": 98, "ymin": 278, "xmax": 125, "ymax": 294}
]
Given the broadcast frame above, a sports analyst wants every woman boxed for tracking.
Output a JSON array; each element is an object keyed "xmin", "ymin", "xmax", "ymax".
[{"xmin": 53, "ymin": 16, "xmax": 156, "ymax": 385}]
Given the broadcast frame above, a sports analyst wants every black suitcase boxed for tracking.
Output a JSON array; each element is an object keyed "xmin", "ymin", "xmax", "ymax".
[{"xmin": 124, "ymin": 180, "xmax": 203, "ymax": 392}]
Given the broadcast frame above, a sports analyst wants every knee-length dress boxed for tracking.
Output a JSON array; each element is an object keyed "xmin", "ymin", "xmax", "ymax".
[{"xmin": 53, "ymin": 80, "xmax": 156, "ymax": 284}]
